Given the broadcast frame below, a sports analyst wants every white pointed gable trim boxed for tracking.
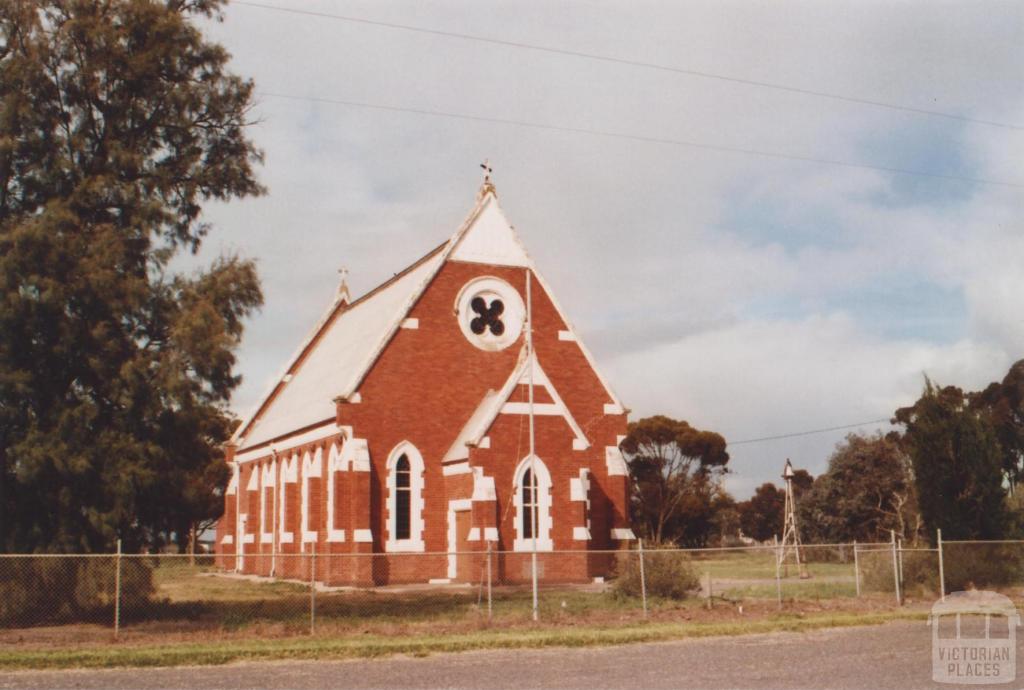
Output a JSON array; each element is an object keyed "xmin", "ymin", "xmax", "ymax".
[
  {"xmin": 447, "ymin": 193, "xmax": 625, "ymax": 414},
  {"xmin": 442, "ymin": 346, "xmax": 588, "ymax": 463},
  {"xmin": 448, "ymin": 195, "xmax": 531, "ymax": 267},
  {"xmin": 233, "ymin": 188, "xmax": 624, "ymax": 452},
  {"xmin": 334, "ymin": 191, "xmax": 509, "ymax": 404},
  {"xmin": 527, "ymin": 267, "xmax": 625, "ymax": 415}
]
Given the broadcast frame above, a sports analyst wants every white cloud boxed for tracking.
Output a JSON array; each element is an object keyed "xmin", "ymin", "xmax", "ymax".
[
  {"xmin": 183, "ymin": 1, "xmax": 1021, "ymax": 496},
  {"xmin": 606, "ymin": 313, "xmax": 1010, "ymax": 491}
]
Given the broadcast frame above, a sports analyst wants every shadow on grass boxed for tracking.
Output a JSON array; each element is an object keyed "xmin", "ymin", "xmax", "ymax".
[{"xmin": 119, "ymin": 590, "xmax": 489, "ymax": 631}]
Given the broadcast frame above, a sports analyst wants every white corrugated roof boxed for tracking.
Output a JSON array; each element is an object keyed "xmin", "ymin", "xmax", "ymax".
[{"xmin": 237, "ymin": 246, "xmax": 445, "ymax": 450}]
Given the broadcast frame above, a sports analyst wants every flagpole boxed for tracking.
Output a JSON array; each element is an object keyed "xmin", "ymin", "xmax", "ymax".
[{"xmin": 526, "ymin": 268, "xmax": 538, "ymax": 622}]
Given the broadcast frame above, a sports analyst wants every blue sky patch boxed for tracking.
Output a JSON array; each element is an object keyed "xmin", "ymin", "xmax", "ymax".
[{"xmin": 858, "ymin": 118, "xmax": 979, "ymax": 208}]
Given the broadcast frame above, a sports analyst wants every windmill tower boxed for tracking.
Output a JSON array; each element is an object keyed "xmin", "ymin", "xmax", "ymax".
[{"xmin": 778, "ymin": 459, "xmax": 810, "ymax": 579}]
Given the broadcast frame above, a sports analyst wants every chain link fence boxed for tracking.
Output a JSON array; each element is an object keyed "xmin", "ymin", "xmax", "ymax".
[{"xmin": 2, "ymin": 539, "xmax": 1015, "ymax": 643}]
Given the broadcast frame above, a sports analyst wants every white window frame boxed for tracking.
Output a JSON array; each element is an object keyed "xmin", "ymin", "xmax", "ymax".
[
  {"xmin": 259, "ymin": 460, "xmax": 276, "ymax": 544},
  {"xmin": 324, "ymin": 442, "xmax": 346, "ymax": 542},
  {"xmin": 277, "ymin": 453, "xmax": 297, "ymax": 544},
  {"xmin": 241, "ymin": 466, "xmax": 259, "ymax": 548},
  {"xmin": 513, "ymin": 455, "xmax": 553, "ymax": 552},
  {"xmin": 301, "ymin": 447, "xmax": 323, "ymax": 547},
  {"xmin": 385, "ymin": 442, "xmax": 425, "ymax": 552}
]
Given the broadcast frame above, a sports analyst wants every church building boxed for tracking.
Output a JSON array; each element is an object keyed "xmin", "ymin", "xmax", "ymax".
[{"xmin": 215, "ymin": 176, "xmax": 634, "ymax": 585}]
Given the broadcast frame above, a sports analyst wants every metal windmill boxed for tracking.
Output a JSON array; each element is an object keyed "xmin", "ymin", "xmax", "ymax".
[{"xmin": 777, "ymin": 459, "xmax": 810, "ymax": 579}]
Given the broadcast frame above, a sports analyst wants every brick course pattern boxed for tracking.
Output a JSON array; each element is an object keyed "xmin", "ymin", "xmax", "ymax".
[{"xmin": 215, "ymin": 193, "xmax": 631, "ymax": 585}]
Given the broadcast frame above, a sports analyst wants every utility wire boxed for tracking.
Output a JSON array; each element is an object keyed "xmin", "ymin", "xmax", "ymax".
[
  {"xmin": 258, "ymin": 92, "xmax": 1024, "ymax": 188},
  {"xmin": 730, "ymin": 418, "xmax": 892, "ymax": 446},
  {"xmin": 234, "ymin": 1, "xmax": 1023, "ymax": 131}
]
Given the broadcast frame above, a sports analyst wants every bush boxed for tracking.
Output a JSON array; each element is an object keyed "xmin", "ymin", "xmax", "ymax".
[
  {"xmin": 860, "ymin": 544, "xmax": 1024, "ymax": 596},
  {"xmin": 859, "ymin": 548, "xmax": 938, "ymax": 596},
  {"xmin": 942, "ymin": 543, "xmax": 1024, "ymax": 591},
  {"xmin": 0, "ymin": 556, "xmax": 154, "ymax": 627},
  {"xmin": 613, "ymin": 545, "xmax": 699, "ymax": 600}
]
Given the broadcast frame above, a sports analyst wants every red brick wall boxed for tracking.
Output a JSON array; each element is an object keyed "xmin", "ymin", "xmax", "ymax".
[{"xmin": 220, "ymin": 258, "xmax": 628, "ymax": 585}]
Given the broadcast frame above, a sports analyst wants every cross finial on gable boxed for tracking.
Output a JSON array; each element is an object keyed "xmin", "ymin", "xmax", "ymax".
[
  {"xmin": 336, "ymin": 267, "xmax": 351, "ymax": 304},
  {"xmin": 478, "ymin": 158, "xmax": 497, "ymax": 199}
]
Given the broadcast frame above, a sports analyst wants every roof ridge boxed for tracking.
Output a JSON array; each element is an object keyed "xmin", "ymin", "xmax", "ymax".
[
  {"xmin": 344, "ymin": 240, "xmax": 447, "ymax": 310},
  {"xmin": 231, "ymin": 240, "xmax": 451, "ymax": 447}
]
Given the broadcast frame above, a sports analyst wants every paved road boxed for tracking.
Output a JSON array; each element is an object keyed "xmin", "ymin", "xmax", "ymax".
[{"xmin": 1, "ymin": 621, "xmax": 1017, "ymax": 689}]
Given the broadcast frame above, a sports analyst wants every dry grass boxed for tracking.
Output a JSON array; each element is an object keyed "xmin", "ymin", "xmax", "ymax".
[
  {"xmin": 0, "ymin": 609, "xmax": 932, "ymax": 671},
  {"xmin": 0, "ymin": 552, "xmax": 949, "ymax": 670}
]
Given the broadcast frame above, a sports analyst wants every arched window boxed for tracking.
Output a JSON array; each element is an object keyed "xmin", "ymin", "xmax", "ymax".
[
  {"xmin": 386, "ymin": 442, "xmax": 425, "ymax": 552},
  {"xmin": 513, "ymin": 456, "xmax": 553, "ymax": 552},
  {"xmin": 521, "ymin": 468, "xmax": 537, "ymax": 539},
  {"xmin": 395, "ymin": 455, "xmax": 411, "ymax": 540}
]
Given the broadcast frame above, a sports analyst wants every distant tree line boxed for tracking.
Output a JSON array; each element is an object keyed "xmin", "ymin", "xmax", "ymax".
[{"xmin": 621, "ymin": 358, "xmax": 1024, "ymax": 547}]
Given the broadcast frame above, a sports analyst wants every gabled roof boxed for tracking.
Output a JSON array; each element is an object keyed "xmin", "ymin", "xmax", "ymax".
[
  {"xmin": 442, "ymin": 346, "xmax": 589, "ymax": 463},
  {"xmin": 233, "ymin": 185, "xmax": 625, "ymax": 452},
  {"xmin": 235, "ymin": 243, "xmax": 446, "ymax": 449}
]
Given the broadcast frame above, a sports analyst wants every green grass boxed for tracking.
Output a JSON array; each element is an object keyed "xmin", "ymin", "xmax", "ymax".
[
  {"xmin": 0, "ymin": 610, "xmax": 930, "ymax": 671},
  {"xmin": 152, "ymin": 563, "xmax": 310, "ymax": 602},
  {"xmin": 143, "ymin": 563, "xmax": 664, "ymax": 629},
  {"xmin": 115, "ymin": 560, "xmax": 865, "ymax": 633},
  {"xmin": 684, "ymin": 551, "xmax": 856, "ymax": 580},
  {"xmin": 1, "ymin": 559, "xmax": 930, "ymax": 671},
  {"xmin": 723, "ymin": 580, "xmax": 858, "ymax": 600}
]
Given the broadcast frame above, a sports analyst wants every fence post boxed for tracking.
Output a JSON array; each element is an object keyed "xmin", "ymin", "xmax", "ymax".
[
  {"xmin": 114, "ymin": 539, "xmax": 122, "ymax": 639},
  {"xmin": 890, "ymin": 530, "xmax": 901, "ymax": 606},
  {"xmin": 897, "ymin": 538, "xmax": 904, "ymax": 587},
  {"xmin": 486, "ymin": 541, "xmax": 493, "ymax": 622},
  {"xmin": 637, "ymin": 539, "xmax": 648, "ymax": 618},
  {"xmin": 774, "ymin": 543, "xmax": 783, "ymax": 610},
  {"xmin": 705, "ymin": 571, "xmax": 713, "ymax": 610},
  {"xmin": 309, "ymin": 542, "xmax": 316, "ymax": 635},
  {"xmin": 937, "ymin": 528, "xmax": 945, "ymax": 602},
  {"xmin": 853, "ymin": 540, "xmax": 861, "ymax": 597}
]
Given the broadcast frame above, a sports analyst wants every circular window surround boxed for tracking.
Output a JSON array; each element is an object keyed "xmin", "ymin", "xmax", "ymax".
[{"xmin": 454, "ymin": 276, "xmax": 525, "ymax": 352}]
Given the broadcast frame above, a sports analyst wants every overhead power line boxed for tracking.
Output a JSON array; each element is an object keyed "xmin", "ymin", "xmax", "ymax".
[
  {"xmin": 258, "ymin": 92, "xmax": 1024, "ymax": 188},
  {"xmin": 234, "ymin": 1, "xmax": 1023, "ymax": 131},
  {"xmin": 730, "ymin": 418, "xmax": 892, "ymax": 446}
]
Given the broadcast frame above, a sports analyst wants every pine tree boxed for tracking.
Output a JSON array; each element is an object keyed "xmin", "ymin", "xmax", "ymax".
[
  {"xmin": 894, "ymin": 381, "xmax": 1008, "ymax": 544},
  {"xmin": 0, "ymin": 0, "xmax": 263, "ymax": 552}
]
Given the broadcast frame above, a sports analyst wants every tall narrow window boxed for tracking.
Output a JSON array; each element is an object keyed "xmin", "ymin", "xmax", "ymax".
[
  {"xmin": 513, "ymin": 456, "xmax": 552, "ymax": 552},
  {"xmin": 521, "ymin": 468, "xmax": 537, "ymax": 539},
  {"xmin": 395, "ymin": 455, "xmax": 411, "ymax": 540},
  {"xmin": 386, "ymin": 442, "xmax": 425, "ymax": 552}
]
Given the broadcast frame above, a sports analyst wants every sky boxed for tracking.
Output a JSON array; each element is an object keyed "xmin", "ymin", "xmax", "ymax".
[{"xmin": 187, "ymin": 0, "xmax": 1023, "ymax": 499}]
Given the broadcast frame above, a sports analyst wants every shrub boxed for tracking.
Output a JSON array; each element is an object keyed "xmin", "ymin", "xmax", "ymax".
[
  {"xmin": 859, "ymin": 548, "xmax": 938, "ymax": 596},
  {"xmin": 861, "ymin": 543, "xmax": 1024, "ymax": 596},
  {"xmin": 613, "ymin": 545, "xmax": 699, "ymax": 600},
  {"xmin": 0, "ymin": 556, "xmax": 154, "ymax": 627},
  {"xmin": 942, "ymin": 543, "xmax": 1024, "ymax": 591}
]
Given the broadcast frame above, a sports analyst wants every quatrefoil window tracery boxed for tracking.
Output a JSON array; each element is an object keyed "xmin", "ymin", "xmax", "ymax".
[
  {"xmin": 470, "ymin": 296, "xmax": 505, "ymax": 336},
  {"xmin": 455, "ymin": 276, "xmax": 524, "ymax": 352}
]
